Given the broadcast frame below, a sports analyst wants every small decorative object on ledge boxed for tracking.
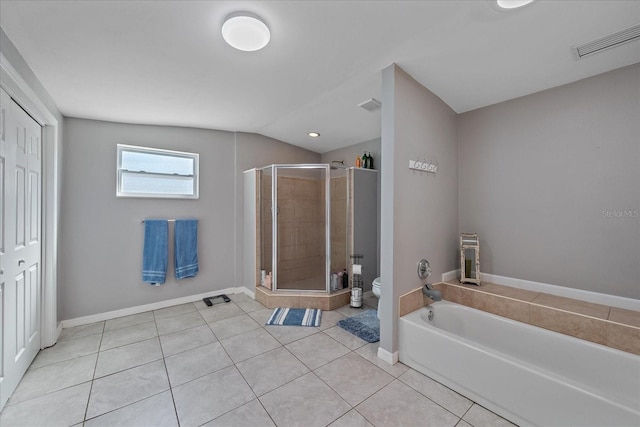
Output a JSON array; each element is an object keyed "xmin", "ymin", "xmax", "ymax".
[{"xmin": 460, "ymin": 233, "xmax": 480, "ymax": 285}]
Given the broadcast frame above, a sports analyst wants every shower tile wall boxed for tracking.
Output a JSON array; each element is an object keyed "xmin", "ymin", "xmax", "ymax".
[
  {"xmin": 260, "ymin": 176, "xmax": 272, "ymax": 281},
  {"xmin": 275, "ymin": 176, "xmax": 325, "ymax": 288}
]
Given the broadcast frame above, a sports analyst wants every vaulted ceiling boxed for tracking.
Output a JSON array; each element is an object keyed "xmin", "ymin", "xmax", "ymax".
[{"xmin": 1, "ymin": 1, "xmax": 638, "ymax": 153}]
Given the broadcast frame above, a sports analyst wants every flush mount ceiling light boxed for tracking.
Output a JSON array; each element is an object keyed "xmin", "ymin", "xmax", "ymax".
[
  {"xmin": 308, "ymin": 132, "xmax": 320, "ymax": 138},
  {"xmin": 221, "ymin": 12, "xmax": 270, "ymax": 52},
  {"xmin": 495, "ymin": 0, "xmax": 535, "ymax": 9}
]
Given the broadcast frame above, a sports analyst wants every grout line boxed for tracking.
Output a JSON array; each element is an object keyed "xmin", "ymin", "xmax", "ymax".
[
  {"xmin": 153, "ymin": 309, "xmax": 181, "ymax": 426},
  {"xmin": 82, "ymin": 321, "xmax": 105, "ymax": 422}
]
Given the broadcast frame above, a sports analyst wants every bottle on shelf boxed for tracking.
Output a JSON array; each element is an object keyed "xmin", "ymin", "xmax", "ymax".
[
  {"xmin": 362, "ymin": 151, "xmax": 369, "ymax": 169},
  {"xmin": 356, "ymin": 156, "xmax": 361, "ymax": 168},
  {"xmin": 367, "ymin": 152, "xmax": 374, "ymax": 169}
]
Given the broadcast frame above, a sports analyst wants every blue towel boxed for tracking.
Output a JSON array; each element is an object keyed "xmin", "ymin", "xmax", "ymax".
[
  {"xmin": 175, "ymin": 219, "xmax": 199, "ymax": 279},
  {"xmin": 142, "ymin": 219, "xmax": 168, "ymax": 284}
]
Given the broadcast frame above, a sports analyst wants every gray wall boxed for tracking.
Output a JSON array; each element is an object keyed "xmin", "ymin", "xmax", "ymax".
[
  {"xmin": 60, "ymin": 119, "xmax": 318, "ymax": 320},
  {"xmin": 322, "ymin": 137, "xmax": 382, "ymax": 280},
  {"xmin": 234, "ymin": 132, "xmax": 320, "ymax": 291},
  {"xmin": 380, "ymin": 65, "xmax": 459, "ymax": 353},
  {"xmin": 458, "ymin": 63, "xmax": 640, "ymax": 300}
]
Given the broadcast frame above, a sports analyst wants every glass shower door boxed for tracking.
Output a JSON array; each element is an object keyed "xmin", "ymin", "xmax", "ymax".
[{"xmin": 273, "ymin": 165, "xmax": 330, "ymax": 292}]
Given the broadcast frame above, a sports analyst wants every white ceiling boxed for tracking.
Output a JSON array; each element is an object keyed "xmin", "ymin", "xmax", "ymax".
[{"xmin": 1, "ymin": 1, "xmax": 639, "ymax": 153}]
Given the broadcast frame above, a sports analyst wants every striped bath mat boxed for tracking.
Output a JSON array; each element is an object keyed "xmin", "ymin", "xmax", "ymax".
[{"xmin": 266, "ymin": 308, "xmax": 322, "ymax": 327}]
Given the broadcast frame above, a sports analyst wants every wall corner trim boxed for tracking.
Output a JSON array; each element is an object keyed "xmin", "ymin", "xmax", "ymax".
[{"xmin": 377, "ymin": 347, "xmax": 399, "ymax": 365}]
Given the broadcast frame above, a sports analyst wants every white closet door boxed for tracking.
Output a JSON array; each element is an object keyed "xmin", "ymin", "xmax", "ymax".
[{"xmin": 0, "ymin": 87, "xmax": 42, "ymax": 410}]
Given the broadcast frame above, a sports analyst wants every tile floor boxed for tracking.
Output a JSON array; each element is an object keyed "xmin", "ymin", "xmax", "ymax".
[{"xmin": 1, "ymin": 293, "xmax": 516, "ymax": 427}]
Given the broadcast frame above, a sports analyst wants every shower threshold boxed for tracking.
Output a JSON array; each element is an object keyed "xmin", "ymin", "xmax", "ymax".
[{"xmin": 255, "ymin": 286, "xmax": 351, "ymax": 310}]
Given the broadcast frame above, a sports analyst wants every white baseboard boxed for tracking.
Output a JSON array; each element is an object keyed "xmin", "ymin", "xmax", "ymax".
[
  {"xmin": 442, "ymin": 270, "xmax": 640, "ymax": 312},
  {"xmin": 62, "ymin": 287, "xmax": 244, "ymax": 329},
  {"xmin": 241, "ymin": 287, "xmax": 255, "ymax": 299},
  {"xmin": 442, "ymin": 269, "xmax": 460, "ymax": 282},
  {"xmin": 377, "ymin": 347, "xmax": 398, "ymax": 365}
]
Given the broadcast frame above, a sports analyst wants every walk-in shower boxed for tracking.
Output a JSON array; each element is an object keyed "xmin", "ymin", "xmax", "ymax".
[
  {"xmin": 244, "ymin": 163, "xmax": 377, "ymax": 296},
  {"xmin": 259, "ymin": 164, "xmax": 347, "ymax": 292}
]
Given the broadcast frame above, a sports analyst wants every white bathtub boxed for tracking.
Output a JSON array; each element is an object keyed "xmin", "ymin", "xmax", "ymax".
[{"xmin": 398, "ymin": 301, "xmax": 640, "ymax": 427}]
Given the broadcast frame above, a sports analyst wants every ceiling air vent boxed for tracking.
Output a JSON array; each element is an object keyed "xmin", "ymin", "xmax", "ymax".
[
  {"xmin": 573, "ymin": 23, "xmax": 640, "ymax": 59},
  {"xmin": 357, "ymin": 98, "xmax": 382, "ymax": 112}
]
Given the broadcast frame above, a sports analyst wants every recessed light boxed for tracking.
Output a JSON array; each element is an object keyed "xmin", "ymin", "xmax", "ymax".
[
  {"xmin": 495, "ymin": 0, "xmax": 535, "ymax": 9},
  {"xmin": 308, "ymin": 132, "xmax": 320, "ymax": 138},
  {"xmin": 222, "ymin": 12, "xmax": 270, "ymax": 52}
]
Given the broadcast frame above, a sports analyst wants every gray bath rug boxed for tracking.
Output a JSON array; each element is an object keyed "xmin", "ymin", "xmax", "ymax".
[{"xmin": 337, "ymin": 309, "xmax": 379, "ymax": 342}]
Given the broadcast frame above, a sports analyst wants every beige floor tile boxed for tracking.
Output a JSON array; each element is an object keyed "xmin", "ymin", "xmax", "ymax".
[
  {"xmin": 208, "ymin": 314, "xmax": 261, "ymax": 340},
  {"xmin": 265, "ymin": 324, "xmax": 319, "ymax": 345},
  {"xmin": 155, "ymin": 311, "xmax": 205, "ymax": 336},
  {"xmin": 220, "ymin": 328, "xmax": 281, "ymax": 363},
  {"xmin": 86, "ymin": 360, "xmax": 169, "ymax": 419},
  {"xmin": 323, "ymin": 325, "xmax": 369, "ymax": 350},
  {"xmin": 100, "ymin": 321, "xmax": 158, "ymax": 351},
  {"xmin": 172, "ymin": 366, "xmax": 255, "ymax": 427},
  {"xmin": 58, "ymin": 322, "xmax": 104, "ymax": 342},
  {"xmin": 236, "ymin": 347, "xmax": 309, "ymax": 396},
  {"xmin": 285, "ymin": 332, "xmax": 350, "ymax": 370},
  {"xmin": 354, "ymin": 343, "xmax": 410, "ymax": 377},
  {"xmin": 230, "ymin": 293, "xmax": 267, "ymax": 313},
  {"xmin": 248, "ymin": 308, "xmax": 277, "ymax": 325},
  {"xmin": 9, "ymin": 353, "xmax": 96, "ymax": 405},
  {"xmin": 84, "ymin": 391, "xmax": 178, "ymax": 427},
  {"xmin": 329, "ymin": 409, "xmax": 374, "ymax": 427},
  {"xmin": 317, "ymin": 310, "xmax": 347, "ymax": 330},
  {"xmin": 315, "ymin": 352, "xmax": 394, "ymax": 405},
  {"xmin": 199, "ymin": 302, "xmax": 245, "ymax": 323},
  {"xmin": 153, "ymin": 303, "xmax": 197, "ymax": 320},
  {"xmin": 165, "ymin": 342, "xmax": 233, "ymax": 387},
  {"xmin": 0, "ymin": 383, "xmax": 91, "ymax": 427},
  {"xmin": 399, "ymin": 369, "xmax": 473, "ymax": 417},
  {"xmin": 259, "ymin": 373, "xmax": 350, "ymax": 427},
  {"xmin": 159, "ymin": 324, "xmax": 217, "ymax": 357},
  {"xmin": 357, "ymin": 379, "xmax": 459, "ymax": 427},
  {"xmin": 31, "ymin": 334, "xmax": 101, "ymax": 368},
  {"xmin": 104, "ymin": 311, "xmax": 155, "ymax": 331},
  {"xmin": 95, "ymin": 338, "xmax": 163, "ymax": 378},
  {"xmin": 203, "ymin": 399, "xmax": 275, "ymax": 427}
]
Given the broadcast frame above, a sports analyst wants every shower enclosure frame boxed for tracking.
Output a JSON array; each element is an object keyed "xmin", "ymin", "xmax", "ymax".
[{"xmin": 260, "ymin": 164, "xmax": 332, "ymax": 294}]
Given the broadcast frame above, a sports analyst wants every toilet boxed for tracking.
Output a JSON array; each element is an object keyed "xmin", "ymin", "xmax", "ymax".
[{"xmin": 372, "ymin": 277, "xmax": 381, "ymax": 318}]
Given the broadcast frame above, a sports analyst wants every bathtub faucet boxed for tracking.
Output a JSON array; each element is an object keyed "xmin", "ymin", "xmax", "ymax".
[
  {"xmin": 417, "ymin": 259, "xmax": 442, "ymax": 303},
  {"xmin": 422, "ymin": 283, "xmax": 442, "ymax": 303}
]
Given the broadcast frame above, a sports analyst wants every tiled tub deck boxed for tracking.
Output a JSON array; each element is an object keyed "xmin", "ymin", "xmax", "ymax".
[{"xmin": 399, "ymin": 280, "xmax": 640, "ymax": 355}]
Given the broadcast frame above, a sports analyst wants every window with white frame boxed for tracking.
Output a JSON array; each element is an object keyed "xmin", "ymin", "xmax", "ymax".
[{"xmin": 117, "ymin": 144, "xmax": 199, "ymax": 199}]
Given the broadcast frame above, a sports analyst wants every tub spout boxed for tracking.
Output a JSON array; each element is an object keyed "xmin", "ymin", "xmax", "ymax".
[{"xmin": 422, "ymin": 284, "xmax": 442, "ymax": 302}]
